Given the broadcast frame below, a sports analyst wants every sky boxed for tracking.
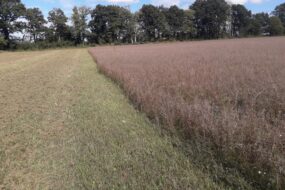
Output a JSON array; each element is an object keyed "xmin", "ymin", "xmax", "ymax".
[{"xmin": 22, "ymin": 0, "xmax": 284, "ymax": 18}]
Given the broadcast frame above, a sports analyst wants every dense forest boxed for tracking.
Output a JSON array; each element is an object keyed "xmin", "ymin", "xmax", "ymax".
[{"xmin": 0, "ymin": 0, "xmax": 285, "ymax": 50}]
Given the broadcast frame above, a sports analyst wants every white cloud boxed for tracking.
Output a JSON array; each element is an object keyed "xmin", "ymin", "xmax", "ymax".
[
  {"xmin": 38, "ymin": 0, "xmax": 269, "ymax": 16},
  {"xmin": 84, "ymin": 0, "xmax": 192, "ymax": 8},
  {"xmin": 249, "ymin": 0, "xmax": 263, "ymax": 4},
  {"xmin": 150, "ymin": 0, "xmax": 194, "ymax": 9},
  {"xmin": 106, "ymin": 0, "xmax": 138, "ymax": 2},
  {"xmin": 85, "ymin": 0, "xmax": 139, "ymax": 5},
  {"xmin": 151, "ymin": 0, "xmax": 180, "ymax": 7},
  {"xmin": 152, "ymin": 0, "xmax": 267, "ymax": 6},
  {"xmin": 59, "ymin": 0, "xmax": 76, "ymax": 9},
  {"xmin": 227, "ymin": 0, "xmax": 264, "ymax": 4}
]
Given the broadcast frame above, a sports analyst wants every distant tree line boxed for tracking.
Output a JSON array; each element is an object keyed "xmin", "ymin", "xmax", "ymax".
[{"xmin": 1, "ymin": 0, "xmax": 285, "ymax": 50}]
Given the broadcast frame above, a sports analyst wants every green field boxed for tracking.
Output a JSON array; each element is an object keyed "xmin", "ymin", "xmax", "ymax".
[{"xmin": 0, "ymin": 49, "xmax": 225, "ymax": 189}]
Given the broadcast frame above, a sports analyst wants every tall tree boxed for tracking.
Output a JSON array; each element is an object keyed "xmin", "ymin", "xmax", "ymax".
[
  {"xmin": 0, "ymin": 0, "xmax": 26, "ymax": 44},
  {"xmin": 25, "ymin": 8, "xmax": 46, "ymax": 42},
  {"xmin": 71, "ymin": 6, "xmax": 90, "ymax": 44},
  {"xmin": 89, "ymin": 5, "xmax": 133, "ymax": 44},
  {"xmin": 48, "ymin": 8, "xmax": 68, "ymax": 42},
  {"xmin": 0, "ymin": 35, "xmax": 7, "ymax": 49},
  {"xmin": 125, "ymin": 12, "xmax": 138, "ymax": 43},
  {"xmin": 273, "ymin": 3, "xmax": 285, "ymax": 28},
  {"xmin": 181, "ymin": 9, "xmax": 195, "ymax": 40},
  {"xmin": 191, "ymin": 0, "xmax": 230, "ymax": 39},
  {"xmin": 246, "ymin": 13, "xmax": 270, "ymax": 36},
  {"xmin": 139, "ymin": 5, "xmax": 168, "ymax": 41},
  {"xmin": 269, "ymin": 16, "xmax": 284, "ymax": 36},
  {"xmin": 44, "ymin": 27, "xmax": 57, "ymax": 42},
  {"xmin": 231, "ymin": 4, "xmax": 251, "ymax": 37},
  {"xmin": 247, "ymin": 16, "xmax": 262, "ymax": 36},
  {"xmin": 254, "ymin": 13, "xmax": 270, "ymax": 35},
  {"xmin": 131, "ymin": 12, "xmax": 144, "ymax": 43},
  {"xmin": 164, "ymin": 5, "xmax": 185, "ymax": 39}
]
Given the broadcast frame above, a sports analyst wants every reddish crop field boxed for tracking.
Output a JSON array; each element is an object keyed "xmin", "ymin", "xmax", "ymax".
[{"xmin": 89, "ymin": 37, "xmax": 285, "ymax": 189}]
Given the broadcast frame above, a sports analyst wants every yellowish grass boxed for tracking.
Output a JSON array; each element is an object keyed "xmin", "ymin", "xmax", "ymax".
[{"xmin": 0, "ymin": 49, "xmax": 227, "ymax": 189}]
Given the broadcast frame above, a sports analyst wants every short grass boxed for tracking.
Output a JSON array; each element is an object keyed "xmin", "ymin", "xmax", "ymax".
[
  {"xmin": 69, "ymin": 50, "xmax": 225, "ymax": 189},
  {"xmin": 0, "ymin": 49, "xmax": 225, "ymax": 189}
]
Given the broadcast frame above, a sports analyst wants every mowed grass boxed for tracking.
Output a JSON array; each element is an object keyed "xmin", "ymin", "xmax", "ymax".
[{"xmin": 0, "ymin": 49, "xmax": 225, "ymax": 189}]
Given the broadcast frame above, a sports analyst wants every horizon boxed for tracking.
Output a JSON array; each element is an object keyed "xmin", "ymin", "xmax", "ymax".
[{"xmin": 22, "ymin": 0, "xmax": 284, "ymax": 18}]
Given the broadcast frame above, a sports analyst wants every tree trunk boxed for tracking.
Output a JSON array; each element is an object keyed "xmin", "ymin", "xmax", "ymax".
[
  {"xmin": 2, "ymin": 27, "xmax": 10, "ymax": 48},
  {"xmin": 3, "ymin": 28, "xmax": 9, "ymax": 41},
  {"xmin": 33, "ymin": 34, "xmax": 36, "ymax": 43}
]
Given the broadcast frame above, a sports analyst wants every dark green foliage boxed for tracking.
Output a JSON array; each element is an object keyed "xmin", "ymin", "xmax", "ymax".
[
  {"xmin": 89, "ymin": 5, "xmax": 133, "ymax": 44},
  {"xmin": 1, "ymin": 0, "xmax": 285, "ymax": 50},
  {"xmin": 181, "ymin": 9, "xmax": 196, "ymax": 40},
  {"xmin": 48, "ymin": 8, "xmax": 69, "ymax": 42},
  {"xmin": 0, "ymin": 0, "xmax": 26, "ymax": 45},
  {"xmin": 25, "ymin": 8, "xmax": 46, "ymax": 42},
  {"xmin": 191, "ymin": 0, "xmax": 230, "ymax": 39},
  {"xmin": 254, "ymin": 13, "xmax": 270, "ymax": 35},
  {"xmin": 44, "ymin": 27, "xmax": 57, "ymax": 42},
  {"xmin": 246, "ymin": 13, "xmax": 271, "ymax": 36},
  {"xmin": 138, "ymin": 5, "xmax": 169, "ymax": 41},
  {"xmin": 273, "ymin": 3, "xmax": 285, "ymax": 28},
  {"xmin": 231, "ymin": 5, "xmax": 251, "ymax": 37},
  {"xmin": 0, "ymin": 35, "xmax": 7, "ymax": 49},
  {"xmin": 269, "ymin": 16, "xmax": 284, "ymax": 35},
  {"xmin": 247, "ymin": 17, "xmax": 262, "ymax": 36},
  {"xmin": 161, "ymin": 6, "xmax": 196, "ymax": 40},
  {"xmin": 71, "ymin": 6, "xmax": 90, "ymax": 44},
  {"xmin": 162, "ymin": 5, "xmax": 186, "ymax": 39},
  {"xmin": 14, "ymin": 40, "xmax": 75, "ymax": 50}
]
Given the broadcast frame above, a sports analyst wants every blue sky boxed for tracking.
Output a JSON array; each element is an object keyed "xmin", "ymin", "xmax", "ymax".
[{"xmin": 22, "ymin": 0, "xmax": 284, "ymax": 18}]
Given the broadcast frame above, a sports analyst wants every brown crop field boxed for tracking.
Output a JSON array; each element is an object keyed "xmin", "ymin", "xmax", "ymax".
[{"xmin": 90, "ymin": 37, "xmax": 285, "ymax": 189}]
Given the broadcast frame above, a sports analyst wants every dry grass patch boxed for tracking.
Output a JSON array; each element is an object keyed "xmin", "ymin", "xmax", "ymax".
[
  {"xmin": 0, "ymin": 49, "xmax": 82, "ymax": 189},
  {"xmin": 90, "ymin": 37, "xmax": 285, "ymax": 189},
  {"xmin": 0, "ymin": 49, "xmax": 225, "ymax": 189},
  {"xmin": 70, "ymin": 49, "xmax": 227, "ymax": 190}
]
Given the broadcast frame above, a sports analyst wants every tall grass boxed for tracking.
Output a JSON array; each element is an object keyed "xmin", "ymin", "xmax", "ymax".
[{"xmin": 89, "ymin": 37, "xmax": 285, "ymax": 189}]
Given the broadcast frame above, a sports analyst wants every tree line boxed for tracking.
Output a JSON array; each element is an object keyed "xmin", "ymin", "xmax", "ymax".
[{"xmin": 1, "ymin": 0, "xmax": 285, "ymax": 50}]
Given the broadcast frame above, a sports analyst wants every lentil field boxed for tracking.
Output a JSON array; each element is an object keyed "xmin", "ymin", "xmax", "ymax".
[{"xmin": 90, "ymin": 37, "xmax": 285, "ymax": 189}]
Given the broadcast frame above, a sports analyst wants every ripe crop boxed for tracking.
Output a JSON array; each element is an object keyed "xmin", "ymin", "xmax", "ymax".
[{"xmin": 89, "ymin": 37, "xmax": 285, "ymax": 189}]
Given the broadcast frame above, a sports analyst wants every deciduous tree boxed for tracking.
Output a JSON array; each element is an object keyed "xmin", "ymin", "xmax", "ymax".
[
  {"xmin": 273, "ymin": 3, "xmax": 285, "ymax": 28},
  {"xmin": 71, "ymin": 6, "xmax": 90, "ymax": 44},
  {"xmin": 269, "ymin": 16, "xmax": 284, "ymax": 36},
  {"xmin": 0, "ymin": 35, "xmax": 7, "ymax": 49},
  {"xmin": 231, "ymin": 4, "xmax": 251, "ymax": 37},
  {"xmin": 181, "ymin": 9, "xmax": 195, "ymax": 39},
  {"xmin": 0, "ymin": 0, "xmax": 26, "ymax": 44},
  {"xmin": 25, "ymin": 8, "xmax": 46, "ymax": 42},
  {"xmin": 89, "ymin": 5, "xmax": 133, "ymax": 44},
  {"xmin": 191, "ymin": 0, "xmax": 230, "ymax": 39},
  {"xmin": 254, "ymin": 13, "xmax": 270, "ymax": 35},
  {"xmin": 164, "ymin": 5, "xmax": 185, "ymax": 39},
  {"xmin": 139, "ymin": 5, "xmax": 168, "ymax": 41},
  {"xmin": 48, "ymin": 8, "xmax": 68, "ymax": 42}
]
